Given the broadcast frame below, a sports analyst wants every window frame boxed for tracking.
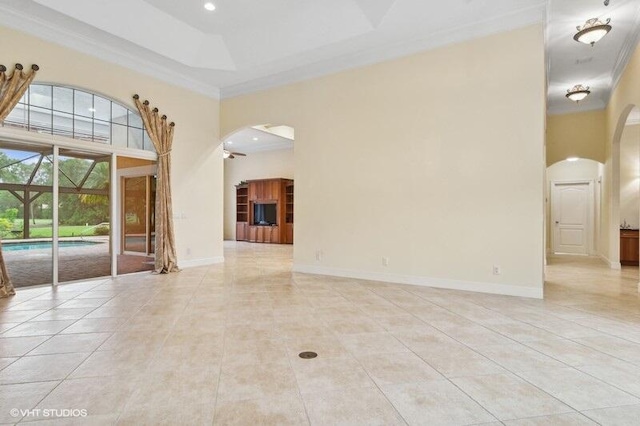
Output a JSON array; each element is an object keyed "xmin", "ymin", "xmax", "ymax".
[{"xmin": 2, "ymin": 83, "xmax": 155, "ymax": 154}]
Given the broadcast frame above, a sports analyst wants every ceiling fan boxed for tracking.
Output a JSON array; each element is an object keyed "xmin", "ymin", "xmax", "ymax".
[{"xmin": 223, "ymin": 142, "xmax": 246, "ymax": 159}]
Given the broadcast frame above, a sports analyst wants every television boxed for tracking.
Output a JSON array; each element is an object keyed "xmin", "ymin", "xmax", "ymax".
[{"xmin": 253, "ymin": 203, "xmax": 277, "ymax": 225}]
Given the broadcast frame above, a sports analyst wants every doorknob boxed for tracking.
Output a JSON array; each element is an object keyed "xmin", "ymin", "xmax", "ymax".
[{"xmin": 555, "ymin": 221, "xmax": 559, "ymax": 224}]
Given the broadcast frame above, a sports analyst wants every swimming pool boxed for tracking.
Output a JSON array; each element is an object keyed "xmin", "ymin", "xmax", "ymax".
[{"xmin": 2, "ymin": 241, "xmax": 103, "ymax": 252}]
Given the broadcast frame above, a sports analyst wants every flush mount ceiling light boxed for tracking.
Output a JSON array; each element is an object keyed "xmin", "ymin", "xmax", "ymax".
[
  {"xmin": 574, "ymin": 18, "xmax": 612, "ymax": 46},
  {"xmin": 204, "ymin": 2, "xmax": 216, "ymax": 11},
  {"xmin": 566, "ymin": 84, "xmax": 591, "ymax": 102}
]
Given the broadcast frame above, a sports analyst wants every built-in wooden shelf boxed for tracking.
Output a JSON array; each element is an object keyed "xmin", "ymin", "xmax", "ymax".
[{"xmin": 236, "ymin": 178, "xmax": 293, "ymax": 244}]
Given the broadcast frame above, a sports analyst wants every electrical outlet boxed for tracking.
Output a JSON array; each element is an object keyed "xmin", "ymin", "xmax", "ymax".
[
  {"xmin": 315, "ymin": 250, "xmax": 323, "ymax": 261},
  {"xmin": 186, "ymin": 247, "xmax": 192, "ymax": 256},
  {"xmin": 382, "ymin": 257, "xmax": 389, "ymax": 266},
  {"xmin": 492, "ymin": 265, "xmax": 501, "ymax": 275}
]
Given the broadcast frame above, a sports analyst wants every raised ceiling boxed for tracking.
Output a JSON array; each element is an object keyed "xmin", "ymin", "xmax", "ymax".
[
  {"xmin": 224, "ymin": 127, "xmax": 294, "ymax": 155},
  {"xmin": 0, "ymin": 0, "xmax": 546, "ymax": 97},
  {"xmin": 1, "ymin": 0, "xmax": 639, "ymax": 116}
]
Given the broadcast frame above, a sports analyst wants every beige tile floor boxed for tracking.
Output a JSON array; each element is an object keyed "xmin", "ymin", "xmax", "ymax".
[{"xmin": 1, "ymin": 244, "xmax": 640, "ymax": 425}]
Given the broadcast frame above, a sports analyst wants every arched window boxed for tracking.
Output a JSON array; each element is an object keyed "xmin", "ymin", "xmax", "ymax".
[{"xmin": 1, "ymin": 84, "xmax": 154, "ymax": 153}]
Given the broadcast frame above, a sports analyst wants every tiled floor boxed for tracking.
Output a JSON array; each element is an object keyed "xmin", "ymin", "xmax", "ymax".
[{"xmin": 1, "ymin": 244, "xmax": 640, "ymax": 425}]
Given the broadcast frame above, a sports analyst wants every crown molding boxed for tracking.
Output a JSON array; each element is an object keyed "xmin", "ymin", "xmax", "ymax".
[
  {"xmin": 0, "ymin": 1, "xmax": 547, "ymax": 101},
  {"xmin": 220, "ymin": 2, "xmax": 547, "ymax": 98},
  {"xmin": 544, "ymin": 2, "xmax": 552, "ymax": 93},
  {"xmin": 607, "ymin": 7, "xmax": 640, "ymax": 105},
  {"xmin": 547, "ymin": 100, "xmax": 607, "ymax": 116},
  {"xmin": 0, "ymin": 4, "xmax": 221, "ymax": 99}
]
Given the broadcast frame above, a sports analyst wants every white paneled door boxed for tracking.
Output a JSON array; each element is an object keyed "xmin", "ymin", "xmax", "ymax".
[{"xmin": 552, "ymin": 181, "xmax": 593, "ymax": 255}]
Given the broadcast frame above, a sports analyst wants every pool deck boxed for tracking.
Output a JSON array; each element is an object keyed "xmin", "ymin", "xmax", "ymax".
[{"xmin": 3, "ymin": 238, "xmax": 154, "ymax": 287}]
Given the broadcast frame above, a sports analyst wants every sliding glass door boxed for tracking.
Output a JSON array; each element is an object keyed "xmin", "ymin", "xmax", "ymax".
[
  {"xmin": 0, "ymin": 144, "xmax": 53, "ymax": 287},
  {"xmin": 0, "ymin": 143, "xmax": 159, "ymax": 287},
  {"xmin": 57, "ymin": 149, "xmax": 111, "ymax": 283}
]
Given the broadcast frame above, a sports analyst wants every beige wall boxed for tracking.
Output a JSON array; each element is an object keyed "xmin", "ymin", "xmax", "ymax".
[
  {"xmin": 0, "ymin": 25, "xmax": 224, "ymax": 266},
  {"xmin": 546, "ymin": 110, "xmax": 606, "ymax": 166},
  {"xmin": 601, "ymin": 44, "xmax": 640, "ymax": 265},
  {"xmin": 620, "ymin": 124, "xmax": 640, "ymax": 229},
  {"xmin": 223, "ymin": 148, "xmax": 294, "ymax": 240},
  {"xmin": 222, "ymin": 25, "xmax": 546, "ymax": 297},
  {"xmin": 546, "ymin": 159, "xmax": 603, "ymax": 253}
]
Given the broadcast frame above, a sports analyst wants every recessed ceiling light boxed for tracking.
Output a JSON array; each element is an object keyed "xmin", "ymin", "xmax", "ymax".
[
  {"xmin": 566, "ymin": 157, "xmax": 580, "ymax": 162},
  {"xmin": 575, "ymin": 57, "xmax": 593, "ymax": 65},
  {"xmin": 204, "ymin": 2, "xmax": 216, "ymax": 11},
  {"xmin": 566, "ymin": 84, "xmax": 591, "ymax": 102},
  {"xmin": 574, "ymin": 18, "xmax": 612, "ymax": 46},
  {"xmin": 253, "ymin": 137, "xmax": 259, "ymax": 141}
]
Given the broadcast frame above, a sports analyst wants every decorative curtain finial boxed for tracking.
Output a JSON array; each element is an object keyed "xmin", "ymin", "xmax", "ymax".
[{"xmin": 0, "ymin": 62, "xmax": 40, "ymax": 122}]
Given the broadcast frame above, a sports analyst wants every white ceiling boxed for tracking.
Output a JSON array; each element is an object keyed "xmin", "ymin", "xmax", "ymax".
[
  {"xmin": 1, "ymin": 0, "xmax": 639, "ymax": 117},
  {"xmin": 0, "ymin": 0, "xmax": 546, "ymax": 98},
  {"xmin": 546, "ymin": 0, "xmax": 640, "ymax": 115},
  {"xmin": 224, "ymin": 127, "xmax": 293, "ymax": 155}
]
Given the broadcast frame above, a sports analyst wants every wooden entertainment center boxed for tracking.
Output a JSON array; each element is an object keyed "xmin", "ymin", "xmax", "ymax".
[{"xmin": 236, "ymin": 178, "xmax": 293, "ymax": 244}]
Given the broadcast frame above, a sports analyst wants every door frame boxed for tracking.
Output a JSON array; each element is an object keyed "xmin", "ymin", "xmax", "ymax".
[
  {"xmin": 117, "ymin": 165, "xmax": 157, "ymax": 257},
  {"xmin": 551, "ymin": 179, "xmax": 596, "ymax": 255}
]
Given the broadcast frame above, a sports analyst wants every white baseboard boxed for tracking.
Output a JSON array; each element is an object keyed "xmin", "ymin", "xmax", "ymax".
[
  {"xmin": 598, "ymin": 255, "xmax": 621, "ymax": 270},
  {"xmin": 293, "ymin": 264, "xmax": 543, "ymax": 299},
  {"xmin": 180, "ymin": 256, "xmax": 224, "ymax": 268}
]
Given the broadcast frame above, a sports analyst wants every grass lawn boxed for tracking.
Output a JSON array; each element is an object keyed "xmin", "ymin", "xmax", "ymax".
[
  {"xmin": 30, "ymin": 226, "xmax": 96, "ymax": 238},
  {"xmin": 6, "ymin": 220, "xmax": 106, "ymax": 238}
]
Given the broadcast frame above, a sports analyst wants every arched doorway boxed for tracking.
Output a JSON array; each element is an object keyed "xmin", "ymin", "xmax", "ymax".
[
  {"xmin": 221, "ymin": 124, "xmax": 294, "ymax": 244},
  {"xmin": 612, "ymin": 106, "xmax": 640, "ymax": 284}
]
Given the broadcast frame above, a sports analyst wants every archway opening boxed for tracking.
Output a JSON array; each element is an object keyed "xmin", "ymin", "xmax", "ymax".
[
  {"xmin": 616, "ymin": 106, "xmax": 640, "ymax": 277},
  {"xmin": 221, "ymin": 124, "xmax": 295, "ymax": 245}
]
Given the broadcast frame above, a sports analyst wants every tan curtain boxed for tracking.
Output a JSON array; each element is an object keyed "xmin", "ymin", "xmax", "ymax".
[
  {"xmin": 133, "ymin": 94, "xmax": 179, "ymax": 274},
  {"xmin": 0, "ymin": 63, "xmax": 39, "ymax": 298}
]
